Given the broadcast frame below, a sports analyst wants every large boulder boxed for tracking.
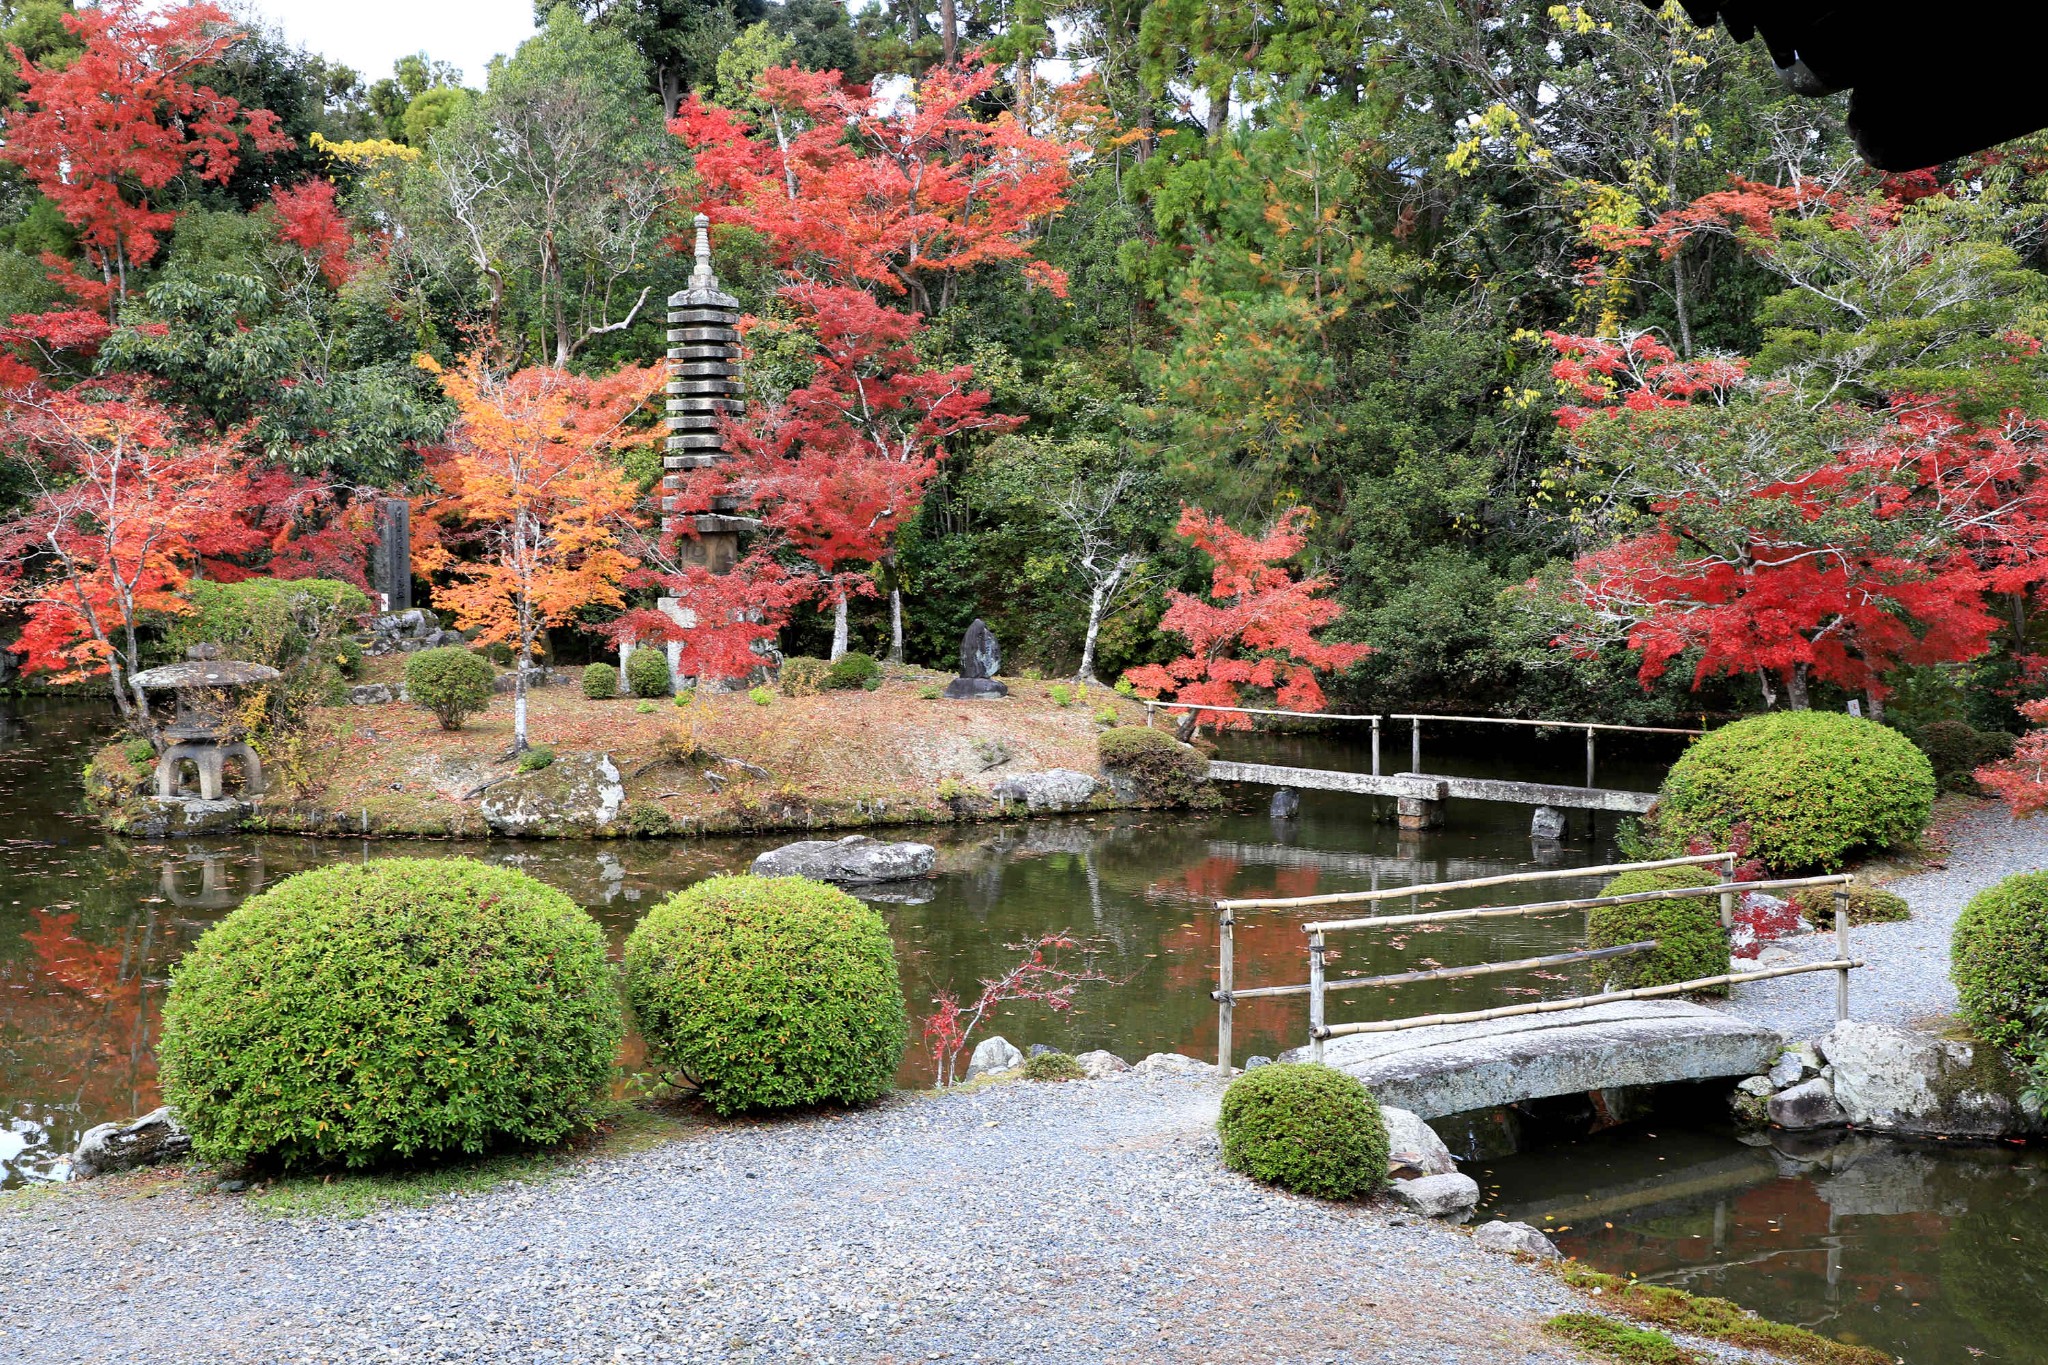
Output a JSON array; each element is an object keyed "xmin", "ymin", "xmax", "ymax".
[
  {"xmin": 965, "ymin": 1035, "xmax": 1023, "ymax": 1079},
  {"xmin": 1823, "ymin": 1021, "xmax": 2044, "ymax": 1138},
  {"xmin": 1381, "ymin": 1106, "xmax": 1458, "ymax": 1178},
  {"xmin": 990, "ymin": 769, "xmax": 1100, "ymax": 812},
  {"xmin": 1075, "ymin": 1050, "xmax": 1130, "ymax": 1079},
  {"xmin": 1767, "ymin": 1076, "xmax": 1848, "ymax": 1131},
  {"xmin": 479, "ymin": 753, "xmax": 626, "ymax": 836},
  {"xmin": 750, "ymin": 835, "xmax": 936, "ymax": 883},
  {"xmin": 71, "ymin": 1107, "xmax": 192, "ymax": 1179},
  {"xmin": 1473, "ymin": 1220, "xmax": 1561, "ymax": 1258},
  {"xmin": 1132, "ymin": 1051, "xmax": 1212, "ymax": 1078},
  {"xmin": 1390, "ymin": 1172, "xmax": 1479, "ymax": 1218}
]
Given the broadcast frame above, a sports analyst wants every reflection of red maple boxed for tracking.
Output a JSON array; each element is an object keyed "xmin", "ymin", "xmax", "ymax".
[{"xmin": 3, "ymin": 911, "xmax": 166, "ymax": 1127}]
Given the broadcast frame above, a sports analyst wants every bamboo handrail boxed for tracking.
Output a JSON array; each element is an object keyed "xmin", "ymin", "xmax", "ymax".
[
  {"xmin": 1316, "ymin": 958, "xmax": 1863, "ymax": 1038},
  {"xmin": 1302, "ymin": 874, "xmax": 1852, "ymax": 933},
  {"xmin": 1218, "ymin": 852, "xmax": 1734, "ymax": 912},
  {"xmin": 1218, "ymin": 940, "xmax": 1657, "ymax": 1002}
]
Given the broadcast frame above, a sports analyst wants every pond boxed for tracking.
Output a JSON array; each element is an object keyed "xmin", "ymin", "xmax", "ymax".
[{"xmin": 2, "ymin": 697, "xmax": 2036, "ymax": 1365}]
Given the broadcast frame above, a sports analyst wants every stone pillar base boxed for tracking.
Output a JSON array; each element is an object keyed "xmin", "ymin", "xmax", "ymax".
[{"xmin": 1396, "ymin": 796, "xmax": 1443, "ymax": 831}]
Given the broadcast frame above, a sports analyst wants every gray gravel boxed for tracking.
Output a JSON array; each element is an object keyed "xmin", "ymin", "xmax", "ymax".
[
  {"xmin": 2, "ymin": 1070, "xmax": 1783, "ymax": 1365},
  {"xmin": 1722, "ymin": 803, "xmax": 2048, "ymax": 1043}
]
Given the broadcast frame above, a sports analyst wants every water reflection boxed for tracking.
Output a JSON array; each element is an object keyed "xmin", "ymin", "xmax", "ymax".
[{"xmin": 1484, "ymin": 1122, "xmax": 2048, "ymax": 1365}]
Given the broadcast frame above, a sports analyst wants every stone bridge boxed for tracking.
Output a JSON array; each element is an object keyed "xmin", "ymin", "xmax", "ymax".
[{"xmin": 1285, "ymin": 1000, "xmax": 1781, "ymax": 1120}]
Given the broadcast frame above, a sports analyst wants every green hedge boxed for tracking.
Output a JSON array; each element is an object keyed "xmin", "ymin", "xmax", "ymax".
[
  {"xmin": 1953, "ymin": 871, "xmax": 2048, "ymax": 1051},
  {"xmin": 622, "ymin": 876, "xmax": 906, "ymax": 1115},
  {"xmin": 1098, "ymin": 725, "xmax": 1214, "ymax": 807},
  {"xmin": 626, "ymin": 646, "xmax": 671, "ymax": 698},
  {"xmin": 405, "ymin": 648, "xmax": 494, "ymax": 730},
  {"xmin": 167, "ymin": 577, "xmax": 371, "ymax": 668},
  {"xmin": 159, "ymin": 859, "xmax": 622, "ymax": 1170},
  {"xmin": 582, "ymin": 662, "xmax": 618, "ymax": 699},
  {"xmin": 1590, "ymin": 866, "xmax": 1730, "ymax": 994},
  {"xmin": 825, "ymin": 652, "xmax": 881, "ymax": 690},
  {"xmin": 1653, "ymin": 712, "xmax": 1934, "ymax": 872},
  {"xmin": 1913, "ymin": 720, "xmax": 2015, "ymax": 793},
  {"xmin": 1218, "ymin": 1062, "xmax": 1388, "ymax": 1200}
]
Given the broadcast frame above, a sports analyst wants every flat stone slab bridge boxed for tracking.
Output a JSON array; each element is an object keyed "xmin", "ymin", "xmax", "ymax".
[
  {"xmin": 1285, "ymin": 1000, "xmax": 1781, "ymax": 1120},
  {"xmin": 1208, "ymin": 759, "xmax": 1659, "ymax": 814}
]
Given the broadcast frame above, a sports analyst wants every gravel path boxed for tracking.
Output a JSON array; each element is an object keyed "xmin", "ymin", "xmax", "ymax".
[
  {"xmin": 1723, "ymin": 802, "xmax": 2048, "ymax": 1044},
  {"xmin": 4, "ymin": 1071, "xmax": 1782, "ymax": 1365}
]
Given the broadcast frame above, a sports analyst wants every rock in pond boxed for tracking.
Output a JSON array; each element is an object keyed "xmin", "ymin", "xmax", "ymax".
[
  {"xmin": 989, "ymin": 769, "xmax": 1100, "ymax": 812},
  {"xmin": 1823, "ymin": 1020, "xmax": 2044, "ymax": 1138},
  {"xmin": 71, "ymin": 1107, "xmax": 192, "ymax": 1179},
  {"xmin": 479, "ymin": 752, "xmax": 625, "ymax": 836},
  {"xmin": 1381, "ymin": 1106, "xmax": 1458, "ymax": 1178},
  {"xmin": 1074, "ymin": 1050, "xmax": 1130, "ymax": 1079},
  {"xmin": 1768, "ymin": 1076, "xmax": 1848, "ymax": 1131},
  {"xmin": 1472, "ymin": 1221, "xmax": 1561, "ymax": 1259},
  {"xmin": 966, "ymin": 1035, "xmax": 1023, "ymax": 1079},
  {"xmin": 1390, "ymin": 1172, "xmax": 1479, "ymax": 1219},
  {"xmin": 1529, "ymin": 805, "xmax": 1566, "ymax": 840},
  {"xmin": 1269, "ymin": 789, "xmax": 1301, "ymax": 820},
  {"xmin": 750, "ymin": 835, "xmax": 937, "ymax": 883}
]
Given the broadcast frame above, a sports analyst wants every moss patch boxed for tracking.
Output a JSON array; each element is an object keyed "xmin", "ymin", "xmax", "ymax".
[
  {"xmin": 1544, "ymin": 1314, "xmax": 1705, "ymax": 1365},
  {"xmin": 1552, "ymin": 1264, "xmax": 1892, "ymax": 1365}
]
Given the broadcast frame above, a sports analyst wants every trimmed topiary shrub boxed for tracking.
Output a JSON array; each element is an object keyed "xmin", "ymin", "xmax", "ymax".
[
  {"xmin": 825, "ymin": 651, "xmax": 881, "ymax": 691},
  {"xmin": 1953, "ymin": 871, "xmax": 2048, "ymax": 1051},
  {"xmin": 778, "ymin": 656, "xmax": 831, "ymax": 697},
  {"xmin": 1098, "ymin": 725, "xmax": 1216, "ymax": 807},
  {"xmin": 1589, "ymin": 866, "xmax": 1730, "ymax": 994},
  {"xmin": 1021, "ymin": 1051, "xmax": 1085, "ymax": 1082},
  {"xmin": 626, "ymin": 646, "xmax": 671, "ymax": 698},
  {"xmin": 622, "ymin": 875, "xmax": 906, "ymax": 1115},
  {"xmin": 405, "ymin": 647, "xmax": 494, "ymax": 731},
  {"xmin": 1218, "ymin": 1062, "xmax": 1388, "ymax": 1200},
  {"xmin": 1652, "ymin": 712, "xmax": 1935, "ymax": 872},
  {"xmin": 1913, "ymin": 720, "xmax": 2016, "ymax": 793},
  {"xmin": 581, "ymin": 662, "xmax": 619, "ymax": 699},
  {"xmin": 1791, "ymin": 884, "xmax": 1911, "ymax": 926},
  {"xmin": 158, "ymin": 859, "xmax": 623, "ymax": 1170}
]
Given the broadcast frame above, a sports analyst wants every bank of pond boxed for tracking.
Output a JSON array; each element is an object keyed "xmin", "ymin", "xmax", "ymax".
[{"xmin": 5, "ymin": 697, "xmax": 2044, "ymax": 1365}]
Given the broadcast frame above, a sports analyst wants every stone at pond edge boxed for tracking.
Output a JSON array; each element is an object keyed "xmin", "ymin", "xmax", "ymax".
[
  {"xmin": 1270, "ymin": 789, "xmax": 1301, "ymax": 820},
  {"xmin": 1244, "ymin": 1055, "xmax": 1273, "ymax": 1070},
  {"xmin": 1390, "ymin": 1172, "xmax": 1479, "ymax": 1219},
  {"xmin": 1529, "ymin": 805, "xmax": 1566, "ymax": 840},
  {"xmin": 1767, "ymin": 1050, "xmax": 1812, "ymax": 1089},
  {"xmin": 750, "ymin": 835, "xmax": 937, "ymax": 883},
  {"xmin": 1381, "ymin": 1106, "xmax": 1458, "ymax": 1178},
  {"xmin": 479, "ymin": 753, "xmax": 625, "ymax": 836},
  {"xmin": 71, "ymin": 1107, "xmax": 191, "ymax": 1179},
  {"xmin": 1473, "ymin": 1220, "xmax": 1561, "ymax": 1259},
  {"xmin": 1132, "ymin": 1052, "xmax": 1212, "ymax": 1078},
  {"xmin": 1822, "ymin": 1020, "xmax": 2044, "ymax": 1138},
  {"xmin": 966, "ymin": 1036, "xmax": 1023, "ymax": 1079},
  {"xmin": 1075, "ymin": 1050, "xmax": 1129, "ymax": 1079},
  {"xmin": 989, "ymin": 769, "xmax": 1099, "ymax": 812},
  {"xmin": 1027, "ymin": 1043, "xmax": 1056, "ymax": 1058},
  {"xmin": 1768, "ymin": 1076, "xmax": 1848, "ymax": 1131}
]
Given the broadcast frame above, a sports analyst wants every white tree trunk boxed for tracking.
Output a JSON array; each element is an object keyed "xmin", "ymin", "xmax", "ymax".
[
  {"xmin": 889, "ymin": 587, "xmax": 904, "ymax": 664},
  {"xmin": 1076, "ymin": 581, "xmax": 1107, "ymax": 684},
  {"xmin": 831, "ymin": 593, "xmax": 849, "ymax": 661},
  {"xmin": 513, "ymin": 648, "xmax": 529, "ymax": 752}
]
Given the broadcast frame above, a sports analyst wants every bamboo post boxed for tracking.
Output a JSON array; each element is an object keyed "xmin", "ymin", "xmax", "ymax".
[
  {"xmin": 1719, "ymin": 853, "xmax": 1737, "ymax": 930},
  {"xmin": 1371, "ymin": 717, "xmax": 1382, "ymax": 776},
  {"xmin": 1835, "ymin": 886, "xmax": 1851, "ymax": 1021},
  {"xmin": 1411, "ymin": 718, "xmax": 1421, "ymax": 773},
  {"xmin": 1144, "ymin": 702, "xmax": 1154, "ymax": 729},
  {"xmin": 1308, "ymin": 930, "xmax": 1327, "ymax": 1063},
  {"xmin": 1217, "ymin": 909, "xmax": 1235, "ymax": 1076}
]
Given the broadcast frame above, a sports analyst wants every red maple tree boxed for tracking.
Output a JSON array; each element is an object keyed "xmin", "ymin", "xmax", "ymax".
[
  {"xmin": 1122, "ymin": 506, "xmax": 1368, "ymax": 735},
  {"xmin": 0, "ymin": 0, "xmax": 288, "ymax": 344}
]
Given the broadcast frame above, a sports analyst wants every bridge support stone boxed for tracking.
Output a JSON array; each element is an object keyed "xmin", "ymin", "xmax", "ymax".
[{"xmin": 1396, "ymin": 794, "xmax": 1443, "ymax": 830}]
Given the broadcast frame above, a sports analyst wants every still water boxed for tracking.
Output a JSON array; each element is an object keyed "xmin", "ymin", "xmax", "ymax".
[{"xmin": 2, "ymin": 698, "xmax": 2038, "ymax": 1364}]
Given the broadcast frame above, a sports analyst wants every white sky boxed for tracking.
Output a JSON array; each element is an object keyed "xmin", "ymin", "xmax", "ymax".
[{"xmin": 231, "ymin": 0, "xmax": 540, "ymax": 87}]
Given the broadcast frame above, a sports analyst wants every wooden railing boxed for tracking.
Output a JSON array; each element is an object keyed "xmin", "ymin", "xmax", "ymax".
[{"xmin": 1211, "ymin": 853, "xmax": 1861, "ymax": 1075}]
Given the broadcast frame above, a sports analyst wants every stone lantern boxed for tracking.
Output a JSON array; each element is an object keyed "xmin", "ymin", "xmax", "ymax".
[{"xmin": 128, "ymin": 647, "xmax": 281, "ymax": 801}]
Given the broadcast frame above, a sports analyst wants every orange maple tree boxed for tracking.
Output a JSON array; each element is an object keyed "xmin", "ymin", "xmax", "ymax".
[
  {"xmin": 414, "ymin": 353, "xmax": 660, "ymax": 750},
  {"xmin": 1123, "ymin": 507, "xmax": 1368, "ymax": 736}
]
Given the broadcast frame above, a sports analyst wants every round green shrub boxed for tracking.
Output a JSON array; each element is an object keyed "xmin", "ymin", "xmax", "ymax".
[
  {"xmin": 626, "ymin": 646, "xmax": 672, "ymax": 698},
  {"xmin": 158, "ymin": 859, "xmax": 623, "ymax": 1170},
  {"xmin": 1791, "ymin": 884, "xmax": 1911, "ymax": 926},
  {"xmin": 405, "ymin": 647, "xmax": 494, "ymax": 730},
  {"xmin": 778, "ymin": 656, "xmax": 831, "ymax": 697},
  {"xmin": 1098, "ymin": 725, "xmax": 1217, "ymax": 807},
  {"xmin": 581, "ymin": 662, "xmax": 619, "ymax": 699},
  {"xmin": 517, "ymin": 744, "xmax": 555, "ymax": 773},
  {"xmin": 1589, "ymin": 866, "xmax": 1730, "ymax": 994},
  {"xmin": 1653, "ymin": 712, "xmax": 1935, "ymax": 872},
  {"xmin": 1218, "ymin": 1062, "xmax": 1388, "ymax": 1200},
  {"xmin": 825, "ymin": 651, "xmax": 881, "ymax": 690},
  {"xmin": 1021, "ymin": 1051, "xmax": 1085, "ymax": 1082},
  {"xmin": 623, "ymin": 875, "xmax": 906, "ymax": 1115},
  {"xmin": 1953, "ymin": 871, "xmax": 2048, "ymax": 1051}
]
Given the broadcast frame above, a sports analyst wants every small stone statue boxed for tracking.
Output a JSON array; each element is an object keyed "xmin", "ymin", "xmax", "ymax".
[{"xmin": 944, "ymin": 618, "xmax": 1008, "ymax": 699}]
